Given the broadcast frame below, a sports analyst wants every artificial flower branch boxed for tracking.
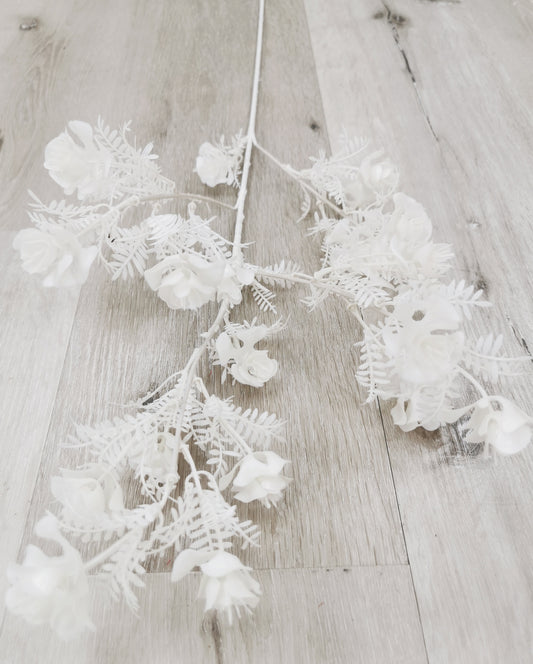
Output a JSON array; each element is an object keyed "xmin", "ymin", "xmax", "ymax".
[{"xmin": 6, "ymin": 0, "xmax": 533, "ymax": 641}]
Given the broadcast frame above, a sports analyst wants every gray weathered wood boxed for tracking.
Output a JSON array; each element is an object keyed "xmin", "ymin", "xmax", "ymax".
[
  {"xmin": 0, "ymin": 568, "xmax": 426, "ymax": 664},
  {"xmin": 0, "ymin": 232, "xmax": 79, "ymax": 627}
]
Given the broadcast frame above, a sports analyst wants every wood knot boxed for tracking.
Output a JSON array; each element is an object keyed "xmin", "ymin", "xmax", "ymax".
[{"xmin": 20, "ymin": 18, "xmax": 39, "ymax": 31}]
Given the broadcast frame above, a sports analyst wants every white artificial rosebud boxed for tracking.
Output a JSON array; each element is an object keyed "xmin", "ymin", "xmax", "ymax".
[
  {"xmin": 51, "ymin": 465, "xmax": 124, "ymax": 523},
  {"xmin": 217, "ymin": 261, "xmax": 255, "ymax": 306},
  {"xmin": 383, "ymin": 322, "xmax": 464, "ymax": 386},
  {"xmin": 343, "ymin": 152, "xmax": 398, "ymax": 210},
  {"xmin": 232, "ymin": 451, "xmax": 291, "ymax": 507},
  {"xmin": 5, "ymin": 516, "xmax": 94, "ymax": 640},
  {"xmin": 144, "ymin": 253, "xmax": 225, "ymax": 310},
  {"xmin": 386, "ymin": 193, "xmax": 432, "ymax": 259},
  {"xmin": 44, "ymin": 121, "xmax": 112, "ymax": 200},
  {"xmin": 195, "ymin": 142, "xmax": 234, "ymax": 187},
  {"xmin": 465, "ymin": 397, "xmax": 533, "ymax": 455},
  {"xmin": 13, "ymin": 227, "xmax": 98, "ymax": 288},
  {"xmin": 198, "ymin": 551, "xmax": 261, "ymax": 620},
  {"xmin": 171, "ymin": 549, "xmax": 261, "ymax": 622},
  {"xmin": 215, "ymin": 325, "xmax": 278, "ymax": 388}
]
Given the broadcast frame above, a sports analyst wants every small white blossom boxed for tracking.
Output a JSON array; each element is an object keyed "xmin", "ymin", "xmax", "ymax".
[
  {"xmin": 343, "ymin": 152, "xmax": 398, "ymax": 210},
  {"xmin": 383, "ymin": 322, "xmax": 464, "ymax": 387},
  {"xmin": 217, "ymin": 260, "xmax": 255, "ymax": 306},
  {"xmin": 144, "ymin": 253, "xmax": 225, "ymax": 310},
  {"xmin": 5, "ymin": 516, "xmax": 94, "ymax": 640},
  {"xmin": 390, "ymin": 394, "xmax": 467, "ymax": 432},
  {"xmin": 195, "ymin": 142, "xmax": 235, "ymax": 187},
  {"xmin": 51, "ymin": 465, "xmax": 124, "ymax": 523},
  {"xmin": 465, "ymin": 397, "xmax": 533, "ymax": 455},
  {"xmin": 384, "ymin": 194, "xmax": 453, "ymax": 275},
  {"xmin": 172, "ymin": 549, "xmax": 260, "ymax": 621},
  {"xmin": 13, "ymin": 227, "xmax": 98, "ymax": 288},
  {"xmin": 232, "ymin": 451, "xmax": 291, "ymax": 507},
  {"xmin": 44, "ymin": 121, "xmax": 112, "ymax": 200},
  {"xmin": 215, "ymin": 324, "xmax": 278, "ymax": 388},
  {"xmin": 127, "ymin": 430, "xmax": 179, "ymax": 496}
]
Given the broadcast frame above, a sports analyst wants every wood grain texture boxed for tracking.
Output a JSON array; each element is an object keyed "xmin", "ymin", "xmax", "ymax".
[
  {"xmin": 0, "ymin": 232, "xmax": 79, "ymax": 625},
  {"xmin": 0, "ymin": 568, "xmax": 426, "ymax": 664},
  {"xmin": 304, "ymin": 0, "xmax": 533, "ymax": 661}
]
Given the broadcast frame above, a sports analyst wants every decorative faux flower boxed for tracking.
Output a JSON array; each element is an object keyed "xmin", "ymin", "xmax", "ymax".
[
  {"xmin": 172, "ymin": 549, "xmax": 261, "ymax": 621},
  {"xmin": 144, "ymin": 253, "xmax": 225, "ymax": 309},
  {"xmin": 465, "ymin": 397, "xmax": 533, "ymax": 455},
  {"xmin": 390, "ymin": 393, "xmax": 468, "ymax": 432},
  {"xmin": 5, "ymin": 516, "xmax": 94, "ymax": 640},
  {"xmin": 215, "ymin": 324, "xmax": 278, "ymax": 388},
  {"xmin": 127, "ymin": 431, "xmax": 179, "ymax": 494},
  {"xmin": 392, "ymin": 288, "xmax": 462, "ymax": 332},
  {"xmin": 44, "ymin": 121, "xmax": 112, "ymax": 200},
  {"xmin": 51, "ymin": 465, "xmax": 124, "ymax": 523},
  {"xmin": 343, "ymin": 152, "xmax": 398, "ymax": 210},
  {"xmin": 12, "ymin": 227, "xmax": 98, "ymax": 288},
  {"xmin": 232, "ymin": 451, "xmax": 291, "ymax": 507},
  {"xmin": 195, "ymin": 142, "xmax": 235, "ymax": 187},
  {"xmin": 217, "ymin": 260, "xmax": 255, "ymax": 306},
  {"xmin": 384, "ymin": 194, "xmax": 453, "ymax": 275},
  {"xmin": 383, "ymin": 321, "xmax": 464, "ymax": 387}
]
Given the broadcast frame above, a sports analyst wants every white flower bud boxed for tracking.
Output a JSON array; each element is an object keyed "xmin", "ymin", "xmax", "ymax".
[
  {"xmin": 144, "ymin": 253, "xmax": 225, "ymax": 310},
  {"xmin": 466, "ymin": 397, "xmax": 533, "ymax": 455},
  {"xmin": 232, "ymin": 451, "xmax": 291, "ymax": 507},
  {"xmin": 5, "ymin": 516, "xmax": 94, "ymax": 640},
  {"xmin": 13, "ymin": 227, "xmax": 98, "ymax": 288},
  {"xmin": 44, "ymin": 121, "xmax": 112, "ymax": 200},
  {"xmin": 195, "ymin": 142, "xmax": 234, "ymax": 187}
]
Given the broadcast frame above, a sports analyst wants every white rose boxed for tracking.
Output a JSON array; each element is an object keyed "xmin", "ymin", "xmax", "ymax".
[
  {"xmin": 386, "ymin": 193, "xmax": 433, "ymax": 260},
  {"xmin": 343, "ymin": 152, "xmax": 398, "ymax": 210},
  {"xmin": 383, "ymin": 322, "xmax": 464, "ymax": 386},
  {"xmin": 13, "ymin": 227, "xmax": 98, "ymax": 288},
  {"xmin": 144, "ymin": 253, "xmax": 225, "ymax": 310},
  {"xmin": 127, "ymin": 431, "xmax": 179, "ymax": 494},
  {"xmin": 392, "ymin": 289, "xmax": 462, "ymax": 332},
  {"xmin": 465, "ymin": 397, "xmax": 533, "ymax": 455},
  {"xmin": 217, "ymin": 261, "xmax": 255, "ymax": 306},
  {"xmin": 51, "ymin": 465, "xmax": 124, "ymax": 523},
  {"xmin": 232, "ymin": 451, "xmax": 291, "ymax": 507},
  {"xmin": 215, "ymin": 325, "xmax": 278, "ymax": 388},
  {"xmin": 5, "ymin": 516, "xmax": 94, "ymax": 640},
  {"xmin": 230, "ymin": 348, "xmax": 278, "ymax": 388},
  {"xmin": 44, "ymin": 121, "xmax": 112, "ymax": 200},
  {"xmin": 195, "ymin": 142, "xmax": 234, "ymax": 187},
  {"xmin": 172, "ymin": 549, "xmax": 261, "ymax": 621},
  {"xmin": 391, "ymin": 394, "xmax": 469, "ymax": 432}
]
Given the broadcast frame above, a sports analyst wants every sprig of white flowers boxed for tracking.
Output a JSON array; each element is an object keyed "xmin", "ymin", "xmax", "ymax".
[{"xmin": 7, "ymin": 0, "xmax": 533, "ymax": 641}]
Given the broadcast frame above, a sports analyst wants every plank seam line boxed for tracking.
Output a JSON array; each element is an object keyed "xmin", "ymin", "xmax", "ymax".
[
  {"xmin": 381, "ymin": 1, "xmax": 439, "ymax": 142},
  {"xmin": 377, "ymin": 399, "xmax": 430, "ymax": 664}
]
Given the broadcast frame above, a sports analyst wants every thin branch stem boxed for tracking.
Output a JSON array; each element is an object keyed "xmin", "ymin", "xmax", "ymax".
[
  {"xmin": 252, "ymin": 140, "xmax": 345, "ymax": 217},
  {"xmin": 133, "ymin": 193, "xmax": 234, "ymax": 210},
  {"xmin": 457, "ymin": 366, "xmax": 489, "ymax": 398},
  {"xmin": 232, "ymin": 0, "xmax": 265, "ymax": 259}
]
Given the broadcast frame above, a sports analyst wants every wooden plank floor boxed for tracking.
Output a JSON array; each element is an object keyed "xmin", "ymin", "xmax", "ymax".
[{"xmin": 0, "ymin": 0, "xmax": 531, "ymax": 662}]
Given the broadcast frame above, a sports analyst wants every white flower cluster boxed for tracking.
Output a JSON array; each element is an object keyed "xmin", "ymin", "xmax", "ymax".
[
  {"xmin": 290, "ymin": 141, "xmax": 533, "ymax": 455},
  {"xmin": 7, "ymin": 114, "xmax": 532, "ymax": 643},
  {"xmin": 7, "ymin": 122, "xmax": 291, "ymax": 638}
]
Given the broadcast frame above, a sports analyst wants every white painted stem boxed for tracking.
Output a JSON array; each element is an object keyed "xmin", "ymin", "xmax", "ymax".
[{"xmin": 232, "ymin": 0, "xmax": 265, "ymax": 259}]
